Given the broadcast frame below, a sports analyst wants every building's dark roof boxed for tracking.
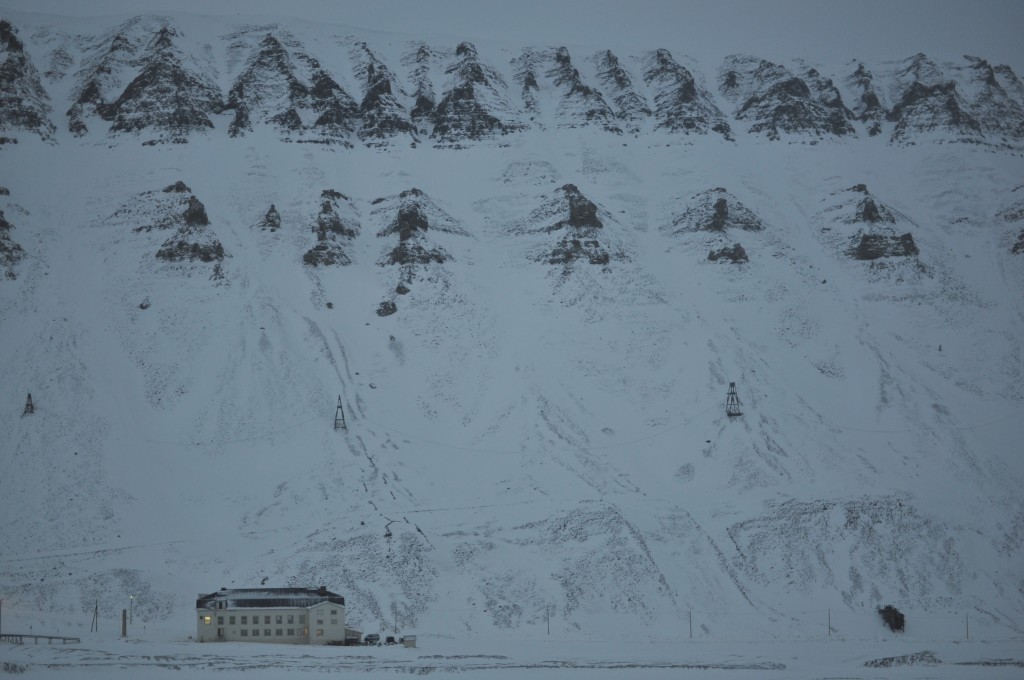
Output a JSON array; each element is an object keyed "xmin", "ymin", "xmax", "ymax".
[{"xmin": 196, "ymin": 587, "xmax": 344, "ymax": 610}]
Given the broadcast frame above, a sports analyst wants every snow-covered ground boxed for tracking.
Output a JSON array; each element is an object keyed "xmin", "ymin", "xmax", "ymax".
[
  {"xmin": 1, "ymin": 6, "xmax": 1023, "ymax": 679},
  {"xmin": 3, "ymin": 633, "xmax": 1024, "ymax": 679}
]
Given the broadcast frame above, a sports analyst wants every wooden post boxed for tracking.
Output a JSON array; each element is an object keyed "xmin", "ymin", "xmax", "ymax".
[{"xmin": 121, "ymin": 609, "xmax": 127, "ymax": 637}]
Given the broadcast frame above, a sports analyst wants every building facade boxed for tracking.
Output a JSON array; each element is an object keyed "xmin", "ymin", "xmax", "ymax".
[{"xmin": 195, "ymin": 587, "xmax": 354, "ymax": 644}]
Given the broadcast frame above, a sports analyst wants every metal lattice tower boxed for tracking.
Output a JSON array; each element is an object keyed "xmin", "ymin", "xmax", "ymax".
[
  {"xmin": 23, "ymin": 392, "xmax": 34, "ymax": 416},
  {"xmin": 725, "ymin": 382, "xmax": 742, "ymax": 417},
  {"xmin": 333, "ymin": 395, "xmax": 347, "ymax": 430}
]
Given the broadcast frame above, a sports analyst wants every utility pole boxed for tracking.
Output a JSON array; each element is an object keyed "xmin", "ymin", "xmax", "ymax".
[
  {"xmin": 966, "ymin": 613, "xmax": 969, "ymax": 641},
  {"xmin": 121, "ymin": 609, "xmax": 127, "ymax": 638},
  {"xmin": 130, "ymin": 595, "xmax": 134, "ymax": 624},
  {"xmin": 726, "ymin": 382, "xmax": 742, "ymax": 417},
  {"xmin": 91, "ymin": 600, "xmax": 98, "ymax": 633},
  {"xmin": 546, "ymin": 604, "xmax": 550, "ymax": 635},
  {"xmin": 828, "ymin": 608, "xmax": 831, "ymax": 638},
  {"xmin": 689, "ymin": 609, "xmax": 692, "ymax": 639},
  {"xmin": 334, "ymin": 396, "xmax": 347, "ymax": 430}
]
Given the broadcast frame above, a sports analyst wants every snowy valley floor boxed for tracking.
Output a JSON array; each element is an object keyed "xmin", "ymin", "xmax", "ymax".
[{"xmin": 2, "ymin": 635, "xmax": 1023, "ymax": 679}]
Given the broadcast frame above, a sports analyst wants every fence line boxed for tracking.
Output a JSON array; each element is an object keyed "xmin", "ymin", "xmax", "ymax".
[{"xmin": 0, "ymin": 633, "xmax": 81, "ymax": 644}]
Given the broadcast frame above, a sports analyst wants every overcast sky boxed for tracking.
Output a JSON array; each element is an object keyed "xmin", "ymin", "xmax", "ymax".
[{"xmin": 2, "ymin": 0, "xmax": 1022, "ymax": 69}]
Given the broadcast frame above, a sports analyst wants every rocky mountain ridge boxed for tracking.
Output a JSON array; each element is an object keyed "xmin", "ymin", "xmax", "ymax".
[{"xmin": 3, "ymin": 15, "xmax": 1024, "ymax": 150}]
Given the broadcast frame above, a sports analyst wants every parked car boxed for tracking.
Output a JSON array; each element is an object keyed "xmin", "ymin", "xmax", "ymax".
[
  {"xmin": 385, "ymin": 636, "xmax": 397, "ymax": 645},
  {"xmin": 364, "ymin": 633, "xmax": 380, "ymax": 646}
]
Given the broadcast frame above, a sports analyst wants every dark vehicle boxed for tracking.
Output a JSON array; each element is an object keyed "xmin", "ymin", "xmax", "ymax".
[
  {"xmin": 385, "ymin": 636, "xmax": 397, "ymax": 645},
  {"xmin": 878, "ymin": 605, "xmax": 905, "ymax": 632},
  {"xmin": 364, "ymin": 633, "xmax": 380, "ymax": 646}
]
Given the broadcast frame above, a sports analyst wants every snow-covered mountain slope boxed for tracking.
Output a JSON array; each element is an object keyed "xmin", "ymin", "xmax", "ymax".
[{"xmin": 1, "ymin": 10, "xmax": 1023, "ymax": 644}]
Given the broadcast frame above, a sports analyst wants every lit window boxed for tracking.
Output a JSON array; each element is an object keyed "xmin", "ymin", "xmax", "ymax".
[
  {"xmin": 202, "ymin": 616, "xmax": 212, "ymax": 625},
  {"xmin": 316, "ymin": 629, "xmax": 324, "ymax": 637}
]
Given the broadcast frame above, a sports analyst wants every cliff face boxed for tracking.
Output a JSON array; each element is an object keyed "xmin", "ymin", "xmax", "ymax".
[{"xmin": 4, "ymin": 16, "xmax": 1024, "ymax": 149}]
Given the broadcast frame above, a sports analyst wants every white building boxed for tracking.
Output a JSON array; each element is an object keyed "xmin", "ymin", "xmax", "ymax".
[{"xmin": 195, "ymin": 586, "xmax": 357, "ymax": 644}]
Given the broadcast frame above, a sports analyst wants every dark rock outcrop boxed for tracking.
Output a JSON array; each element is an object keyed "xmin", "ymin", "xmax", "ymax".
[
  {"xmin": 512, "ymin": 184, "xmax": 626, "ymax": 268},
  {"xmin": 432, "ymin": 42, "xmax": 524, "ymax": 143},
  {"xmin": 593, "ymin": 50, "xmax": 651, "ymax": 134},
  {"xmin": 153, "ymin": 192, "xmax": 224, "ymax": 263},
  {"xmin": 997, "ymin": 192, "xmax": 1024, "ymax": 254},
  {"xmin": 99, "ymin": 25, "xmax": 224, "ymax": 141},
  {"xmin": 643, "ymin": 49, "xmax": 732, "ymax": 139},
  {"xmin": 374, "ymin": 187, "xmax": 467, "ymax": 266},
  {"xmin": 550, "ymin": 184, "xmax": 602, "ymax": 231},
  {"xmin": 225, "ymin": 33, "xmax": 357, "ymax": 143},
  {"xmin": 708, "ymin": 243, "xmax": 748, "ymax": 263},
  {"xmin": 65, "ymin": 19, "xmax": 150, "ymax": 136},
  {"xmin": 184, "ymin": 195, "xmax": 209, "ymax": 226},
  {"xmin": 670, "ymin": 187, "xmax": 765, "ymax": 234},
  {"xmin": 545, "ymin": 47, "xmax": 620, "ymax": 132},
  {"xmin": 156, "ymin": 230, "xmax": 225, "ymax": 262},
  {"xmin": 512, "ymin": 46, "xmax": 619, "ymax": 132},
  {"xmin": 822, "ymin": 185, "xmax": 920, "ymax": 262},
  {"xmin": 886, "ymin": 54, "xmax": 987, "ymax": 146},
  {"xmin": 260, "ymin": 204, "xmax": 281, "ymax": 231},
  {"xmin": 0, "ymin": 20, "xmax": 57, "ymax": 141},
  {"xmin": 303, "ymin": 189, "xmax": 359, "ymax": 266},
  {"xmin": 845, "ymin": 61, "xmax": 886, "ymax": 135},
  {"xmin": 888, "ymin": 79, "xmax": 982, "ymax": 144},
  {"xmin": 960, "ymin": 56, "xmax": 1024, "ymax": 144},
  {"xmin": 164, "ymin": 180, "xmax": 190, "ymax": 193},
  {"xmin": 351, "ymin": 42, "xmax": 417, "ymax": 145},
  {"xmin": 404, "ymin": 43, "xmax": 436, "ymax": 123},
  {"xmin": 850, "ymin": 233, "xmax": 919, "ymax": 260},
  {"xmin": 0, "ymin": 208, "xmax": 26, "ymax": 276},
  {"xmin": 846, "ymin": 184, "xmax": 897, "ymax": 224},
  {"xmin": 719, "ymin": 54, "xmax": 855, "ymax": 140},
  {"xmin": 549, "ymin": 237, "xmax": 610, "ymax": 265}
]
